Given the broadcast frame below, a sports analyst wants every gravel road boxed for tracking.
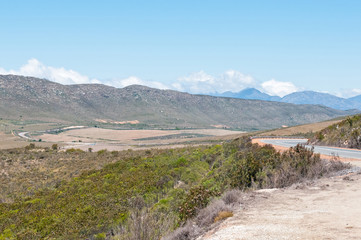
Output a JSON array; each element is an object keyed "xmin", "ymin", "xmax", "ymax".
[{"xmin": 199, "ymin": 167, "xmax": 361, "ymax": 240}]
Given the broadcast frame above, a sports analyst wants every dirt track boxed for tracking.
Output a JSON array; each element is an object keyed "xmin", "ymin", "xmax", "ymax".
[{"xmin": 199, "ymin": 167, "xmax": 361, "ymax": 240}]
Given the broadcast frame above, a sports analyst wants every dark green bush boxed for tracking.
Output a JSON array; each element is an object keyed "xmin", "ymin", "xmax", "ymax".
[{"xmin": 178, "ymin": 186, "xmax": 220, "ymax": 221}]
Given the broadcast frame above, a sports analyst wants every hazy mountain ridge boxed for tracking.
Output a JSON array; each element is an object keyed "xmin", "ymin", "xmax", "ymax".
[
  {"xmin": 0, "ymin": 75, "xmax": 357, "ymax": 131},
  {"xmin": 215, "ymin": 88, "xmax": 361, "ymax": 110},
  {"xmin": 214, "ymin": 88, "xmax": 282, "ymax": 102}
]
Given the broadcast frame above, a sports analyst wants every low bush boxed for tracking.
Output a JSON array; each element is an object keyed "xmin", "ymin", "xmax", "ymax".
[
  {"xmin": 309, "ymin": 114, "xmax": 361, "ymax": 149},
  {"xmin": 0, "ymin": 137, "xmax": 350, "ymax": 239},
  {"xmin": 195, "ymin": 199, "xmax": 230, "ymax": 227},
  {"xmin": 221, "ymin": 189, "xmax": 242, "ymax": 205},
  {"xmin": 178, "ymin": 186, "xmax": 220, "ymax": 221}
]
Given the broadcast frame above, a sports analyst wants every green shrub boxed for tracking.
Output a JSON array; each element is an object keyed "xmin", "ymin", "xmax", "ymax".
[
  {"xmin": 94, "ymin": 232, "xmax": 106, "ymax": 239},
  {"xmin": 97, "ymin": 149, "xmax": 107, "ymax": 155},
  {"xmin": 65, "ymin": 148, "xmax": 84, "ymax": 153},
  {"xmin": 178, "ymin": 186, "xmax": 220, "ymax": 221}
]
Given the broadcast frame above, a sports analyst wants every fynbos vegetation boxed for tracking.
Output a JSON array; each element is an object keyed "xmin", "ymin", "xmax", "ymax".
[
  {"xmin": 0, "ymin": 138, "xmax": 349, "ymax": 239},
  {"xmin": 309, "ymin": 114, "xmax": 361, "ymax": 149}
]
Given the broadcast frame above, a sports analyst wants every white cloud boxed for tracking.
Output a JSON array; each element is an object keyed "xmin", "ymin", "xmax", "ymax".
[
  {"xmin": 0, "ymin": 59, "xmax": 309, "ymax": 97},
  {"xmin": 0, "ymin": 59, "xmax": 170, "ymax": 90},
  {"xmin": 350, "ymin": 89, "xmax": 361, "ymax": 97},
  {"xmin": 336, "ymin": 88, "xmax": 361, "ymax": 98},
  {"xmin": 261, "ymin": 79, "xmax": 298, "ymax": 97},
  {"xmin": 105, "ymin": 76, "xmax": 169, "ymax": 90},
  {"xmin": 0, "ymin": 58, "xmax": 100, "ymax": 85},
  {"xmin": 171, "ymin": 82, "xmax": 184, "ymax": 92},
  {"xmin": 176, "ymin": 70, "xmax": 256, "ymax": 94},
  {"xmin": 177, "ymin": 71, "xmax": 216, "ymax": 94}
]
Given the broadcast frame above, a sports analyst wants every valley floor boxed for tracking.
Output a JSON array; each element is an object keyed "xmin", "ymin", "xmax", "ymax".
[{"xmin": 199, "ymin": 162, "xmax": 361, "ymax": 240}]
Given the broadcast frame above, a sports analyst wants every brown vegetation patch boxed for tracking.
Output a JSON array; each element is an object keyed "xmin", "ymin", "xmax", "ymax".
[
  {"xmin": 259, "ymin": 119, "xmax": 343, "ymax": 136},
  {"xmin": 214, "ymin": 211, "xmax": 233, "ymax": 223}
]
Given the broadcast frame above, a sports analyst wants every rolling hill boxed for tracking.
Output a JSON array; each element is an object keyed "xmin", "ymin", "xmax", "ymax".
[{"xmin": 0, "ymin": 74, "xmax": 358, "ymax": 131}]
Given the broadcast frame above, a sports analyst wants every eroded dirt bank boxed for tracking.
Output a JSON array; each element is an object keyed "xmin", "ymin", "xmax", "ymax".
[{"xmin": 199, "ymin": 167, "xmax": 361, "ymax": 240}]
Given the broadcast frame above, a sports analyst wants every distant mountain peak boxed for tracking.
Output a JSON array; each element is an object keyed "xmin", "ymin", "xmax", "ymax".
[{"xmin": 216, "ymin": 88, "xmax": 281, "ymax": 101}]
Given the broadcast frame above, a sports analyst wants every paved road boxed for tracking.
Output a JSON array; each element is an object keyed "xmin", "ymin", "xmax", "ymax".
[
  {"xmin": 18, "ymin": 131, "xmax": 32, "ymax": 140},
  {"xmin": 260, "ymin": 138, "xmax": 361, "ymax": 160}
]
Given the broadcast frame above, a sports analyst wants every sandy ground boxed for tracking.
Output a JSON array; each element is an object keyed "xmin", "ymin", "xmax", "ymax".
[{"xmin": 199, "ymin": 166, "xmax": 361, "ymax": 240}]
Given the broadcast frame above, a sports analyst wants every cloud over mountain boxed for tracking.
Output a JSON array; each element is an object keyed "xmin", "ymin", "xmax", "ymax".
[
  {"xmin": 261, "ymin": 79, "xmax": 298, "ymax": 97},
  {"xmin": 104, "ymin": 76, "xmax": 169, "ymax": 90},
  {"xmin": 1, "ymin": 59, "xmax": 358, "ymax": 99},
  {"xmin": 0, "ymin": 59, "xmax": 100, "ymax": 85},
  {"xmin": 174, "ymin": 70, "xmax": 256, "ymax": 94}
]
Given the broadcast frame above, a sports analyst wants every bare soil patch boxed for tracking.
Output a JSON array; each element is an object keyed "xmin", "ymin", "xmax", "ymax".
[{"xmin": 199, "ymin": 168, "xmax": 361, "ymax": 240}]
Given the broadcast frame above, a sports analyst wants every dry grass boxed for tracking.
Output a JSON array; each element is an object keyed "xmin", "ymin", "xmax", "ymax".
[
  {"xmin": 162, "ymin": 222, "xmax": 200, "ymax": 240},
  {"xmin": 195, "ymin": 199, "xmax": 231, "ymax": 228},
  {"xmin": 0, "ymin": 132, "xmax": 27, "ymax": 149},
  {"xmin": 214, "ymin": 211, "xmax": 234, "ymax": 223},
  {"xmin": 0, "ymin": 132, "xmax": 53, "ymax": 150},
  {"xmin": 221, "ymin": 189, "xmax": 242, "ymax": 205},
  {"xmin": 258, "ymin": 119, "xmax": 344, "ymax": 136}
]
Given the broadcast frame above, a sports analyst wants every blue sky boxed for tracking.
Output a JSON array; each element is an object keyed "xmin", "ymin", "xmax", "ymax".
[{"xmin": 0, "ymin": 0, "xmax": 360, "ymax": 97}]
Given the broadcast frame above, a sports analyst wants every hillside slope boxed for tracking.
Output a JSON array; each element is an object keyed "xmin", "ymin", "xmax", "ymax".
[
  {"xmin": 309, "ymin": 114, "xmax": 361, "ymax": 149},
  {"xmin": 0, "ymin": 75, "xmax": 357, "ymax": 131}
]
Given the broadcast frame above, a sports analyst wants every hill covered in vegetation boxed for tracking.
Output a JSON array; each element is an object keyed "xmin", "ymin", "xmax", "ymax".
[
  {"xmin": 0, "ymin": 75, "xmax": 357, "ymax": 131},
  {"xmin": 309, "ymin": 114, "xmax": 361, "ymax": 149},
  {"xmin": 0, "ymin": 138, "xmax": 348, "ymax": 239}
]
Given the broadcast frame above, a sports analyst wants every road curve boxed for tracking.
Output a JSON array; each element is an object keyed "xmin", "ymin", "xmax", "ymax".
[{"xmin": 259, "ymin": 138, "xmax": 361, "ymax": 160}]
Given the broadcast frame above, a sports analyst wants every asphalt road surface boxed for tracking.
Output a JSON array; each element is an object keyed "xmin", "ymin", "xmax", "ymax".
[{"xmin": 260, "ymin": 138, "xmax": 361, "ymax": 160}]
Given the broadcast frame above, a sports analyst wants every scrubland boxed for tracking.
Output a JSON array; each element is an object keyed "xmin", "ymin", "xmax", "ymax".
[
  {"xmin": 309, "ymin": 114, "xmax": 361, "ymax": 149},
  {"xmin": 0, "ymin": 137, "xmax": 349, "ymax": 239}
]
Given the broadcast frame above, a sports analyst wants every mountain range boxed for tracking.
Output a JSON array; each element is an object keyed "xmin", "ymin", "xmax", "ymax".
[
  {"xmin": 215, "ymin": 88, "xmax": 361, "ymax": 111},
  {"xmin": 0, "ymin": 75, "xmax": 358, "ymax": 131}
]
